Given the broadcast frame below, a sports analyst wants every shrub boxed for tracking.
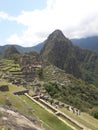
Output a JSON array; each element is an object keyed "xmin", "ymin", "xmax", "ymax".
[{"xmin": 92, "ymin": 109, "xmax": 98, "ymax": 119}]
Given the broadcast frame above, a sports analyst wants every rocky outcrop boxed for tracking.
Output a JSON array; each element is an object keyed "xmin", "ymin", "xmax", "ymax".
[{"xmin": 0, "ymin": 106, "xmax": 42, "ymax": 130}]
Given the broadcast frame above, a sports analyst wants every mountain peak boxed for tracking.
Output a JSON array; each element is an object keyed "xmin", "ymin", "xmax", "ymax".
[
  {"xmin": 51, "ymin": 29, "xmax": 64, "ymax": 35},
  {"xmin": 3, "ymin": 45, "xmax": 20, "ymax": 59},
  {"xmin": 47, "ymin": 29, "xmax": 67, "ymax": 42}
]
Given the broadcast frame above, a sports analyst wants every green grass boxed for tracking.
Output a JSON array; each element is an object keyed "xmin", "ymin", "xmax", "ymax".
[
  {"xmin": 9, "ymin": 67, "xmax": 21, "ymax": 71},
  {"xmin": 42, "ymin": 122, "xmax": 53, "ymax": 130},
  {"xmin": 81, "ymin": 113, "xmax": 98, "ymax": 129},
  {"xmin": 0, "ymin": 59, "xmax": 21, "ymax": 73},
  {"xmin": 59, "ymin": 107, "xmax": 98, "ymax": 130},
  {"xmin": 0, "ymin": 81, "xmax": 26, "ymax": 107},
  {"xmin": 0, "ymin": 87, "xmax": 72, "ymax": 130},
  {"xmin": 0, "ymin": 82, "xmax": 26, "ymax": 93},
  {"xmin": 0, "ymin": 66, "xmax": 11, "ymax": 71},
  {"xmin": 8, "ymin": 93, "xmax": 33, "ymax": 115},
  {"xmin": 0, "ymin": 92, "xmax": 36, "ymax": 118},
  {"xmin": 0, "ymin": 72, "xmax": 2, "ymax": 77},
  {"xmin": 20, "ymin": 95, "xmax": 73, "ymax": 130},
  {"xmin": 0, "ymin": 93, "xmax": 7, "ymax": 105}
]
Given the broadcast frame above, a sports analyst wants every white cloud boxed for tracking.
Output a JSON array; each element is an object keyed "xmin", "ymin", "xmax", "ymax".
[
  {"xmin": 0, "ymin": 12, "xmax": 9, "ymax": 19},
  {"xmin": 6, "ymin": 34, "xmax": 22, "ymax": 45},
  {"xmin": 0, "ymin": 11, "xmax": 15, "ymax": 21},
  {"xmin": 2, "ymin": 0, "xmax": 98, "ymax": 46}
]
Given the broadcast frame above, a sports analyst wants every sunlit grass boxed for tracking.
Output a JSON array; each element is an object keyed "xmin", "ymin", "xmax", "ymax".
[
  {"xmin": 20, "ymin": 95, "xmax": 73, "ymax": 130},
  {"xmin": 59, "ymin": 107, "xmax": 98, "ymax": 130}
]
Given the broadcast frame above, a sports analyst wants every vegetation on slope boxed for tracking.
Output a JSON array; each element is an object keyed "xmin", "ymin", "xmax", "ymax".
[
  {"xmin": 0, "ymin": 80, "xmax": 73, "ymax": 130},
  {"xmin": 43, "ymin": 65, "xmax": 98, "ymax": 115},
  {"xmin": 21, "ymin": 95, "xmax": 73, "ymax": 130},
  {"xmin": 41, "ymin": 30, "xmax": 98, "ymax": 87},
  {"xmin": 3, "ymin": 45, "xmax": 20, "ymax": 60}
]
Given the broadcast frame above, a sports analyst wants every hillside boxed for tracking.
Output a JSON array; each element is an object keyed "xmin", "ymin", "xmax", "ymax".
[
  {"xmin": 0, "ymin": 59, "xmax": 74, "ymax": 130},
  {"xmin": 43, "ymin": 65, "xmax": 98, "ymax": 112},
  {"xmin": 41, "ymin": 30, "xmax": 98, "ymax": 87},
  {"xmin": 0, "ymin": 58, "xmax": 98, "ymax": 130},
  {"xmin": 71, "ymin": 36, "xmax": 98, "ymax": 51}
]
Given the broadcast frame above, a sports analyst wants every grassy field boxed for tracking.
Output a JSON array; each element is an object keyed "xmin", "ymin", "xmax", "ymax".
[{"xmin": 20, "ymin": 95, "xmax": 73, "ymax": 130}]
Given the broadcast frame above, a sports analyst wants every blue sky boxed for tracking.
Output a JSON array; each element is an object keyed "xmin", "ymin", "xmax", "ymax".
[
  {"xmin": 0, "ymin": 0, "xmax": 98, "ymax": 47},
  {"xmin": 0, "ymin": 0, "xmax": 46, "ymax": 46},
  {"xmin": 0, "ymin": 0, "xmax": 46, "ymax": 15}
]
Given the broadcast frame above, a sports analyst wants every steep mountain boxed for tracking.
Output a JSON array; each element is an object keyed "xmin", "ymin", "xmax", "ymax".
[
  {"xmin": 3, "ymin": 45, "xmax": 20, "ymax": 59},
  {"xmin": 41, "ymin": 30, "xmax": 98, "ymax": 86},
  {"xmin": 71, "ymin": 36, "xmax": 98, "ymax": 51}
]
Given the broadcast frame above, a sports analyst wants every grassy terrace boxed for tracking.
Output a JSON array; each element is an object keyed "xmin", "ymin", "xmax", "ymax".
[
  {"xmin": 20, "ymin": 95, "xmax": 73, "ymax": 130},
  {"xmin": 0, "ymin": 82, "xmax": 97, "ymax": 130},
  {"xmin": 0, "ymin": 59, "xmax": 98, "ymax": 130},
  {"xmin": 0, "ymin": 59, "xmax": 21, "ymax": 71},
  {"xmin": 0, "ymin": 81, "xmax": 73, "ymax": 130},
  {"xmin": 0, "ymin": 59, "xmax": 23, "ymax": 81},
  {"xmin": 58, "ymin": 107, "xmax": 98, "ymax": 130},
  {"xmin": 0, "ymin": 83, "xmax": 31, "ymax": 117},
  {"xmin": 0, "ymin": 81, "xmax": 26, "ymax": 92},
  {"xmin": 0, "ymin": 82, "xmax": 26, "ymax": 105}
]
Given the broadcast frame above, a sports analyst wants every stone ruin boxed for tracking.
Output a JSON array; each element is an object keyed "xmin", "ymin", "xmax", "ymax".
[
  {"xmin": 66, "ymin": 105, "xmax": 81, "ymax": 116},
  {"xmin": 0, "ymin": 85, "xmax": 9, "ymax": 92}
]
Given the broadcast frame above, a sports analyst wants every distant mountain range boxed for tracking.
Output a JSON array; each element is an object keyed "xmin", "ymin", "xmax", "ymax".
[
  {"xmin": 0, "ymin": 35, "xmax": 98, "ymax": 55},
  {"xmin": 71, "ymin": 36, "xmax": 98, "ymax": 51},
  {"xmin": 0, "ymin": 43, "xmax": 44, "ymax": 55}
]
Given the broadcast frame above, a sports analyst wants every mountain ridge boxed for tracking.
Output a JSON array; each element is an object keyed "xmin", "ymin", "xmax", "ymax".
[
  {"xmin": 0, "ymin": 43, "xmax": 43, "ymax": 55},
  {"xmin": 41, "ymin": 30, "xmax": 98, "ymax": 86},
  {"xmin": 0, "ymin": 35, "xmax": 98, "ymax": 55},
  {"xmin": 71, "ymin": 36, "xmax": 98, "ymax": 51}
]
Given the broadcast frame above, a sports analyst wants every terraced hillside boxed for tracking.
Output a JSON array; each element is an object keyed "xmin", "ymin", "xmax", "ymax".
[
  {"xmin": 0, "ymin": 81, "xmax": 74, "ymax": 130},
  {"xmin": 0, "ymin": 59, "xmax": 29, "ymax": 87},
  {"xmin": 0, "ymin": 59, "xmax": 73, "ymax": 130},
  {"xmin": 43, "ymin": 65, "xmax": 98, "ymax": 113},
  {"xmin": 0, "ymin": 59, "xmax": 98, "ymax": 130}
]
